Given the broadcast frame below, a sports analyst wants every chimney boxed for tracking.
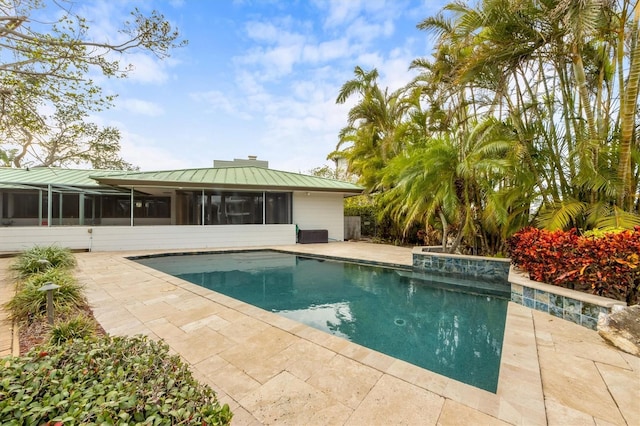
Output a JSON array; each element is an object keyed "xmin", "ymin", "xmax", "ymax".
[{"xmin": 213, "ymin": 156, "xmax": 269, "ymax": 168}]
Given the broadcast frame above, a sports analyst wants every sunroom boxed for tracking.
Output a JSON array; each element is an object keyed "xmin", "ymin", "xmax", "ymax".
[{"xmin": 0, "ymin": 163, "xmax": 362, "ymax": 252}]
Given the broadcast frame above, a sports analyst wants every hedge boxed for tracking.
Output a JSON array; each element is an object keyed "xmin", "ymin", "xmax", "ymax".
[{"xmin": 0, "ymin": 335, "xmax": 232, "ymax": 425}]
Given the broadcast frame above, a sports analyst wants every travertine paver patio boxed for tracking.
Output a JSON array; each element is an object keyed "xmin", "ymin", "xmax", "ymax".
[{"xmin": 1, "ymin": 242, "xmax": 638, "ymax": 425}]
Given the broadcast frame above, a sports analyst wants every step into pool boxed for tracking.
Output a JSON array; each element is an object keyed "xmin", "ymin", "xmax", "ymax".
[{"xmin": 134, "ymin": 250, "xmax": 509, "ymax": 392}]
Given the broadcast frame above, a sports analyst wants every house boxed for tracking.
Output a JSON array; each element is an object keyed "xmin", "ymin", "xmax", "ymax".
[{"xmin": 0, "ymin": 158, "xmax": 362, "ymax": 251}]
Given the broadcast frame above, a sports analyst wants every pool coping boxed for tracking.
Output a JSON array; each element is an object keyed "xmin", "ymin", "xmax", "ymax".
[
  {"xmin": 10, "ymin": 242, "xmax": 634, "ymax": 425},
  {"xmin": 128, "ymin": 247, "xmax": 415, "ymax": 271},
  {"xmin": 134, "ymin": 273, "xmax": 540, "ymax": 422},
  {"xmin": 131, "ymin": 248, "xmax": 511, "ymax": 392},
  {"xmin": 80, "ymin": 246, "xmax": 549, "ymax": 424}
]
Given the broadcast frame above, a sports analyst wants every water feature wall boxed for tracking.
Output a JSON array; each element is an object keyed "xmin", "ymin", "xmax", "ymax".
[
  {"xmin": 411, "ymin": 247, "xmax": 627, "ymax": 330},
  {"xmin": 412, "ymin": 248, "xmax": 511, "ymax": 283}
]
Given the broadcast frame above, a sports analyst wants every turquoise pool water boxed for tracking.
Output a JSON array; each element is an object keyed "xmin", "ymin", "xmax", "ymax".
[{"xmin": 135, "ymin": 250, "xmax": 508, "ymax": 392}]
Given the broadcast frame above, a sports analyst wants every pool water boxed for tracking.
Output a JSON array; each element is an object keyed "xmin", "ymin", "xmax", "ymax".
[{"xmin": 135, "ymin": 250, "xmax": 508, "ymax": 392}]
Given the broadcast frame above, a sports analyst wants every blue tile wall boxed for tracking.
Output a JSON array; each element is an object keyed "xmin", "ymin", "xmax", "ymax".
[
  {"xmin": 510, "ymin": 283, "xmax": 616, "ymax": 330},
  {"xmin": 413, "ymin": 252, "xmax": 510, "ymax": 283},
  {"xmin": 414, "ymin": 251, "xmax": 616, "ymax": 330}
]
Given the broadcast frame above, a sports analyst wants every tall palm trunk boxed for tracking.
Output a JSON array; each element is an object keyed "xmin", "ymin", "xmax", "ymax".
[{"xmin": 618, "ymin": 5, "xmax": 640, "ymax": 209}]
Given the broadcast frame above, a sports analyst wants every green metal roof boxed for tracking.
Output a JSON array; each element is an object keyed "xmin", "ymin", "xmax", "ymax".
[
  {"xmin": 0, "ymin": 167, "xmax": 122, "ymax": 187},
  {"xmin": 0, "ymin": 166, "xmax": 363, "ymax": 194},
  {"xmin": 91, "ymin": 167, "xmax": 363, "ymax": 193}
]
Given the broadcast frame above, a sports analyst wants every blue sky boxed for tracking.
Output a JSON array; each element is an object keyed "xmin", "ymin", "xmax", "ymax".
[{"xmin": 81, "ymin": 0, "xmax": 446, "ymax": 173}]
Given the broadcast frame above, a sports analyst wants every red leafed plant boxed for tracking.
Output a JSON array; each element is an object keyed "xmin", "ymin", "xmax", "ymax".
[{"xmin": 507, "ymin": 227, "xmax": 640, "ymax": 305}]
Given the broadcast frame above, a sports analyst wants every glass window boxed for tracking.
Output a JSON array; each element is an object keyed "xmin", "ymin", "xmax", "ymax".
[
  {"xmin": 4, "ymin": 192, "xmax": 39, "ymax": 218},
  {"xmin": 134, "ymin": 198, "xmax": 171, "ymax": 218},
  {"xmin": 102, "ymin": 196, "xmax": 170, "ymax": 218},
  {"xmin": 178, "ymin": 190, "xmax": 291, "ymax": 225},
  {"xmin": 101, "ymin": 196, "xmax": 131, "ymax": 218},
  {"xmin": 59, "ymin": 194, "xmax": 79, "ymax": 218},
  {"xmin": 222, "ymin": 192, "xmax": 263, "ymax": 224},
  {"xmin": 265, "ymin": 192, "xmax": 292, "ymax": 224}
]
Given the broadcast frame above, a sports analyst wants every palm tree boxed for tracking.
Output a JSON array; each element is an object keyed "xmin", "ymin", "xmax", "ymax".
[
  {"xmin": 334, "ymin": 67, "xmax": 416, "ymax": 193},
  {"xmin": 413, "ymin": 0, "xmax": 639, "ymax": 231},
  {"xmin": 380, "ymin": 118, "xmax": 524, "ymax": 254},
  {"xmin": 333, "ymin": 0, "xmax": 640, "ymax": 254}
]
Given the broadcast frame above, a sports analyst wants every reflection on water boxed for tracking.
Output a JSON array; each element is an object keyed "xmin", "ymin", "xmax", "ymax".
[
  {"xmin": 136, "ymin": 251, "xmax": 508, "ymax": 392},
  {"xmin": 280, "ymin": 302, "xmax": 353, "ymax": 340}
]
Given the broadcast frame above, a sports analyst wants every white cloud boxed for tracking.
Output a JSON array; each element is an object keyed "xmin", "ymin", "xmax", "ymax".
[
  {"xmin": 237, "ymin": 19, "xmax": 310, "ymax": 79},
  {"xmin": 117, "ymin": 99, "xmax": 165, "ymax": 117},
  {"xmin": 319, "ymin": 0, "xmax": 364, "ymax": 28},
  {"xmin": 189, "ymin": 90, "xmax": 252, "ymax": 120},
  {"xmin": 233, "ymin": 0, "xmax": 405, "ymax": 84},
  {"xmin": 246, "ymin": 21, "xmax": 292, "ymax": 44},
  {"xmin": 301, "ymin": 38, "xmax": 351, "ymax": 63},
  {"xmin": 377, "ymin": 46, "xmax": 418, "ymax": 90},
  {"xmin": 124, "ymin": 53, "xmax": 171, "ymax": 84},
  {"xmin": 346, "ymin": 17, "xmax": 395, "ymax": 43},
  {"xmin": 317, "ymin": 0, "xmax": 397, "ymax": 29},
  {"xmin": 118, "ymin": 130, "xmax": 191, "ymax": 171},
  {"xmin": 86, "ymin": 113, "xmax": 189, "ymax": 171},
  {"xmin": 228, "ymin": 76, "xmax": 352, "ymax": 171},
  {"xmin": 354, "ymin": 52, "xmax": 385, "ymax": 69}
]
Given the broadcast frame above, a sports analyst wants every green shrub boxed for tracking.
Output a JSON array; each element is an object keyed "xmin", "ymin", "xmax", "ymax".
[
  {"xmin": 581, "ymin": 227, "xmax": 627, "ymax": 238},
  {"xmin": 0, "ymin": 335, "xmax": 233, "ymax": 425},
  {"xmin": 6, "ymin": 269, "xmax": 86, "ymax": 322},
  {"xmin": 11, "ymin": 245, "xmax": 76, "ymax": 278},
  {"xmin": 49, "ymin": 314, "xmax": 97, "ymax": 345}
]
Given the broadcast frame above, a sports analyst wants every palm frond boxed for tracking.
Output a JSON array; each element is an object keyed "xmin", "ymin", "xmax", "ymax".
[
  {"xmin": 536, "ymin": 199, "xmax": 588, "ymax": 230},
  {"xmin": 594, "ymin": 206, "xmax": 640, "ymax": 229}
]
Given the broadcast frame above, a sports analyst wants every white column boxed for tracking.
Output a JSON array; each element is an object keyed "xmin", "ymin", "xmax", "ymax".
[
  {"xmin": 130, "ymin": 188, "xmax": 134, "ymax": 226},
  {"xmin": 201, "ymin": 190, "xmax": 205, "ymax": 225},
  {"xmin": 47, "ymin": 185, "xmax": 52, "ymax": 227},
  {"xmin": 79, "ymin": 193, "xmax": 85, "ymax": 225}
]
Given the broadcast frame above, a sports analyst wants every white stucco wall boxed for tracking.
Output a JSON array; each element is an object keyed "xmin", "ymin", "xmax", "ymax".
[
  {"xmin": 0, "ymin": 225, "xmax": 296, "ymax": 252},
  {"xmin": 292, "ymin": 191, "xmax": 344, "ymax": 241}
]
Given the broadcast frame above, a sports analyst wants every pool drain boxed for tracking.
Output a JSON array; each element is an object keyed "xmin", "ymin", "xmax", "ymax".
[{"xmin": 394, "ymin": 318, "xmax": 406, "ymax": 326}]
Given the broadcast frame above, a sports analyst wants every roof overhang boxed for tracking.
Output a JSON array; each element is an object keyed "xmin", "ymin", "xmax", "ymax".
[
  {"xmin": 91, "ymin": 177, "xmax": 364, "ymax": 195},
  {"xmin": 0, "ymin": 181, "xmax": 136, "ymax": 195}
]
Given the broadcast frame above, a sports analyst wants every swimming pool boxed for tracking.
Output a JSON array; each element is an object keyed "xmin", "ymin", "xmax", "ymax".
[{"xmin": 135, "ymin": 250, "xmax": 509, "ymax": 392}]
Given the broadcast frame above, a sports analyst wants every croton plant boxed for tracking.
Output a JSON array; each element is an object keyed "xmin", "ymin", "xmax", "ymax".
[{"xmin": 507, "ymin": 227, "xmax": 640, "ymax": 305}]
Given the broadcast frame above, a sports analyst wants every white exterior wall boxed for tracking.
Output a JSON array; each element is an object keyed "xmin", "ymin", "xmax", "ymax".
[
  {"xmin": 0, "ymin": 227, "xmax": 95, "ymax": 251},
  {"xmin": 0, "ymin": 225, "xmax": 296, "ymax": 252},
  {"xmin": 292, "ymin": 191, "xmax": 344, "ymax": 241}
]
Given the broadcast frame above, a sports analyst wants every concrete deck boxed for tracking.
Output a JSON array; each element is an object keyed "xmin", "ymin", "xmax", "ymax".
[{"xmin": 1, "ymin": 242, "xmax": 638, "ymax": 425}]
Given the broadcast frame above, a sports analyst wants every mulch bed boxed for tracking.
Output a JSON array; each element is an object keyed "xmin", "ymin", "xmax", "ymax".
[{"xmin": 18, "ymin": 305, "xmax": 106, "ymax": 355}]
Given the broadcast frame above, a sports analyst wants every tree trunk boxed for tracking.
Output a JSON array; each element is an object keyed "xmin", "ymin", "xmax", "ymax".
[
  {"xmin": 438, "ymin": 210, "xmax": 448, "ymax": 251},
  {"xmin": 618, "ymin": 10, "xmax": 640, "ymax": 209}
]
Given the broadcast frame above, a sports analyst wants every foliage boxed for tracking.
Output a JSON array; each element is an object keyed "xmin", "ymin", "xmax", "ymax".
[
  {"xmin": 11, "ymin": 245, "xmax": 76, "ymax": 278},
  {"xmin": 0, "ymin": 335, "xmax": 233, "ymax": 425},
  {"xmin": 6, "ymin": 268, "xmax": 85, "ymax": 322},
  {"xmin": 344, "ymin": 194, "xmax": 419, "ymax": 243},
  {"xmin": 308, "ymin": 165, "xmax": 338, "ymax": 179},
  {"xmin": 507, "ymin": 227, "xmax": 640, "ymax": 304},
  {"xmin": 333, "ymin": 0, "xmax": 640, "ymax": 254},
  {"xmin": 344, "ymin": 195, "xmax": 377, "ymax": 237},
  {"xmin": 0, "ymin": 0, "xmax": 186, "ymax": 168},
  {"xmin": 48, "ymin": 314, "xmax": 97, "ymax": 345}
]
